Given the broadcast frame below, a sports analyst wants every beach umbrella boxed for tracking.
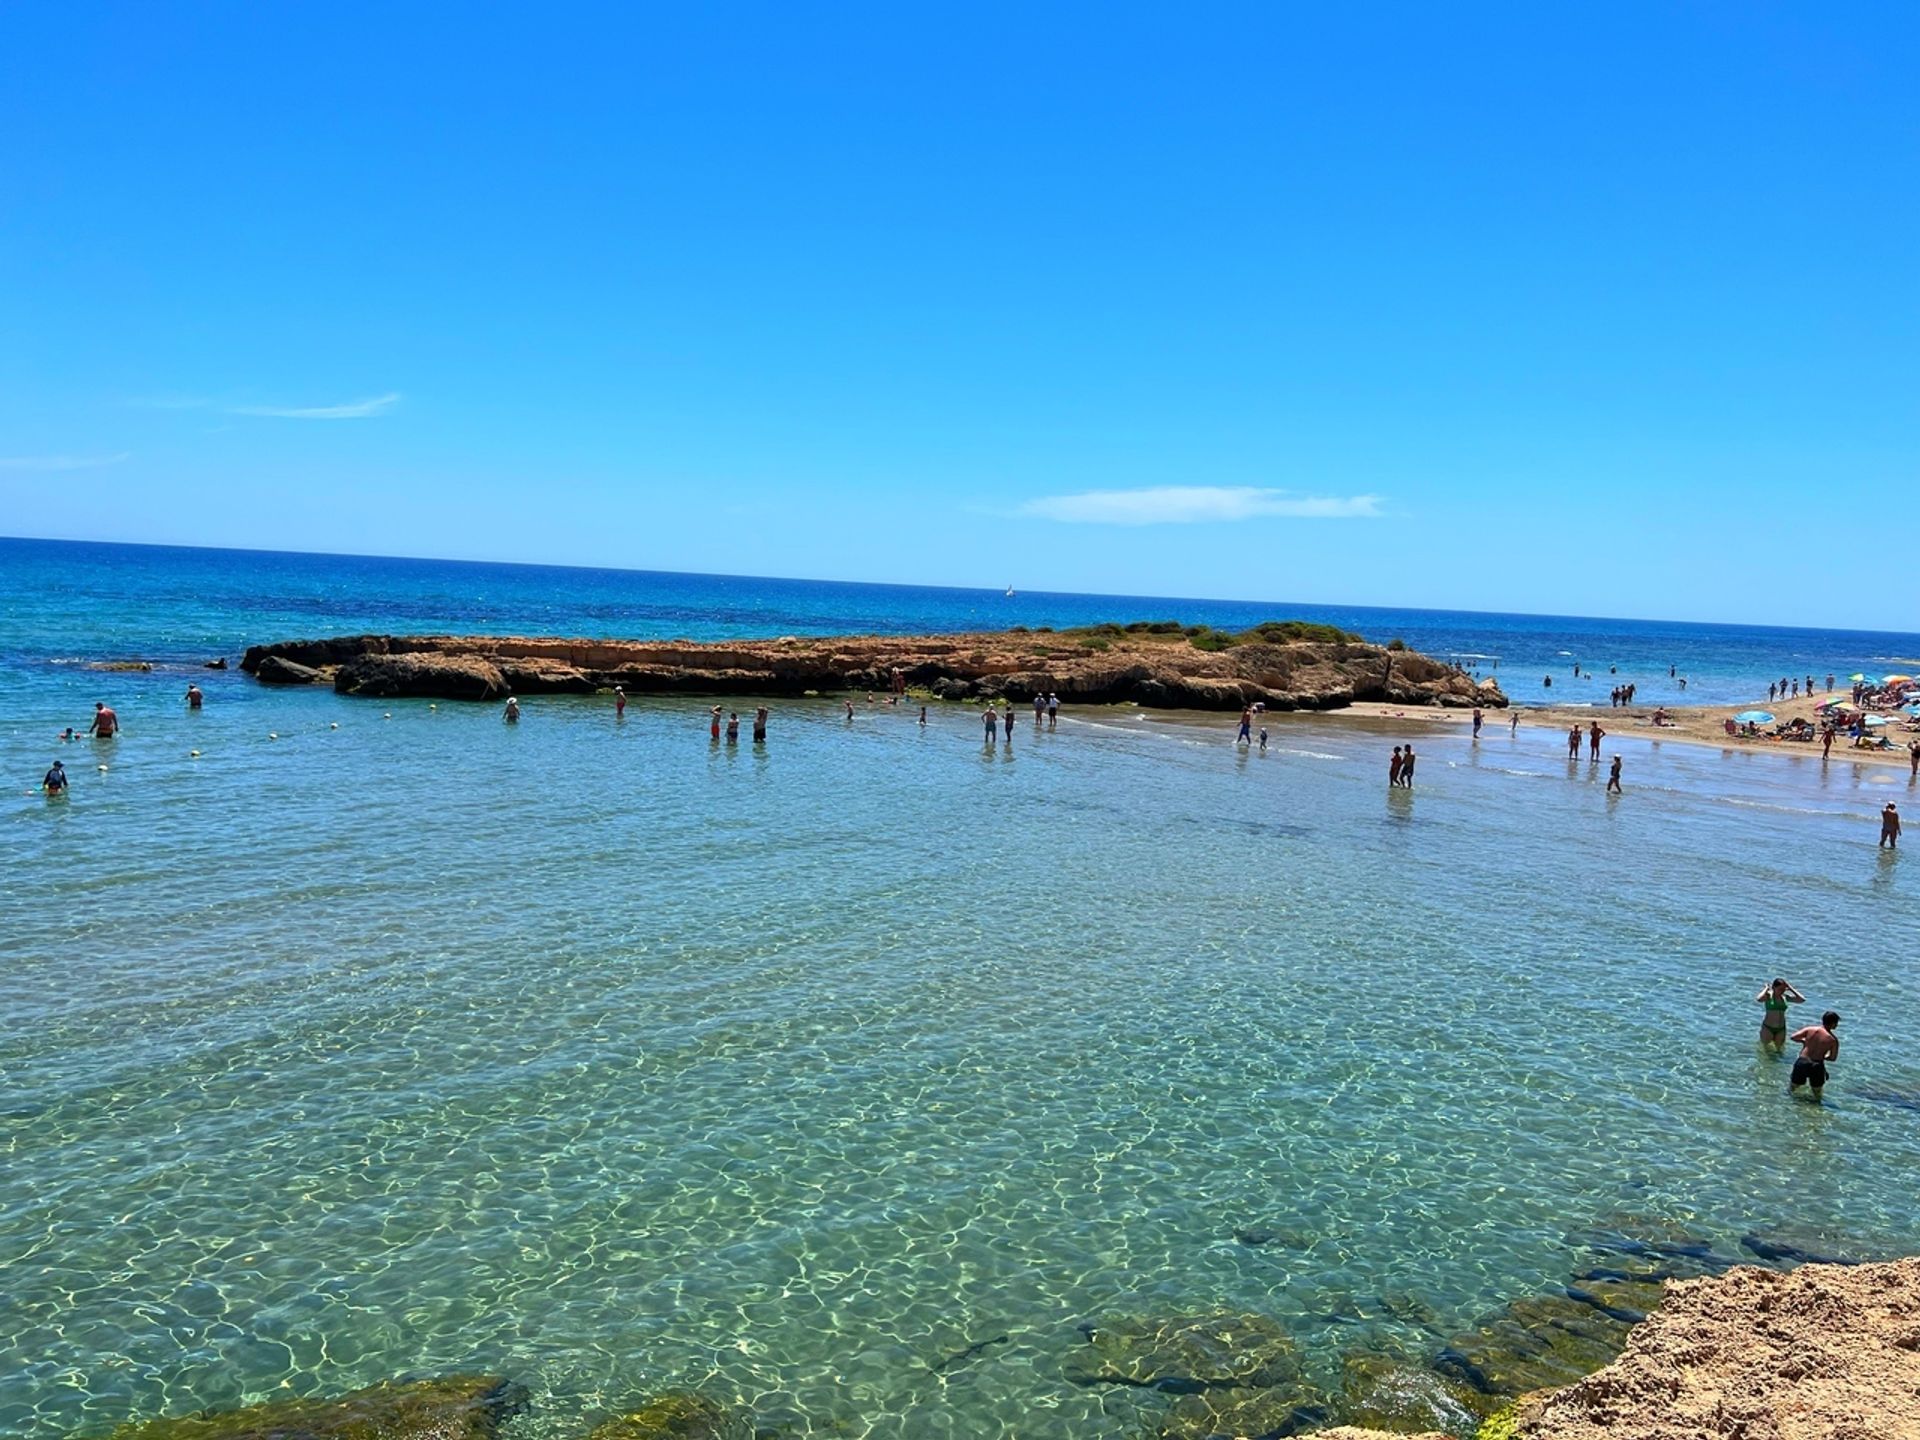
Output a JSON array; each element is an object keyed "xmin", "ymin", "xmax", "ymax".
[
  {"xmin": 1864, "ymin": 715, "xmax": 1891, "ymax": 728},
  {"xmin": 1816, "ymin": 698, "xmax": 1854, "ymax": 711},
  {"xmin": 1733, "ymin": 710, "xmax": 1775, "ymax": 724},
  {"xmin": 1849, "ymin": 673, "xmax": 1867, "ymax": 682},
  {"xmin": 1883, "ymin": 674, "xmax": 1914, "ymax": 685}
]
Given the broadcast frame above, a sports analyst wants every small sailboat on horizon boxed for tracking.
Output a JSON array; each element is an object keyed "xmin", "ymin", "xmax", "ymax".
[{"xmin": 1004, "ymin": 584, "xmax": 1016, "ymax": 597}]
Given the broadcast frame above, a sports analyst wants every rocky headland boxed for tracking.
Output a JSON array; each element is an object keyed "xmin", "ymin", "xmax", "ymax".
[{"xmin": 239, "ymin": 621, "xmax": 1506, "ymax": 711}]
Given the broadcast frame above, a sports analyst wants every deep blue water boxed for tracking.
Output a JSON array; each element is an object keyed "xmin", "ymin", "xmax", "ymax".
[{"xmin": 4, "ymin": 536, "xmax": 1917, "ymax": 710}]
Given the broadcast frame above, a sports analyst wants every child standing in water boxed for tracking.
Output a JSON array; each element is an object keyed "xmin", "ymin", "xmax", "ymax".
[{"xmin": 1755, "ymin": 978, "xmax": 1805, "ymax": 1049}]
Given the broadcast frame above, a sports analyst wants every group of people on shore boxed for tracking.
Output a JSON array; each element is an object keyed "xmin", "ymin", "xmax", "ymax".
[{"xmin": 1756, "ymin": 979, "xmax": 1843, "ymax": 1101}]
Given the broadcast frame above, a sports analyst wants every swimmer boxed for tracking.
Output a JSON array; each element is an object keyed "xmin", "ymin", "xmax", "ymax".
[
  {"xmin": 918, "ymin": 705, "xmax": 927, "ymax": 727},
  {"xmin": 713, "ymin": 705, "xmax": 724, "ymax": 738},
  {"xmin": 88, "ymin": 702, "xmax": 118, "ymax": 738},
  {"xmin": 1389, "ymin": 746, "xmax": 1404, "ymax": 786},
  {"xmin": 752, "ymin": 707, "xmax": 768, "ymax": 742},
  {"xmin": 1756, "ymin": 978, "xmax": 1805, "ymax": 1049},
  {"xmin": 1788, "ymin": 1012, "xmax": 1840, "ymax": 1100},
  {"xmin": 1883, "ymin": 803, "xmax": 1901, "ymax": 850},
  {"xmin": 1606, "ymin": 755, "xmax": 1622, "ymax": 793},
  {"xmin": 58, "ymin": 727, "xmax": 74, "ymax": 742},
  {"xmin": 503, "ymin": 696, "xmax": 520, "ymax": 723},
  {"xmin": 726, "ymin": 711, "xmax": 739, "ymax": 743},
  {"xmin": 42, "ymin": 760, "xmax": 68, "ymax": 796},
  {"xmin": 1400, "ymin": 744, "xmax": 1417, "ymax": 788},
  {"xmin": 184, "ymin": 684, "xmax": 204, "ymax": 710},
  {"xmin": 614, "ymin": 686, "xmax": 626, "ymax": 718},
  {"xmin": 1258, "ymin": 727, "xmax": 1268, "ymax": 752}
]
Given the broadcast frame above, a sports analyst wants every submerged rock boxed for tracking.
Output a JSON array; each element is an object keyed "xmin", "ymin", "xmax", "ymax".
[
  {"xmin": 1065, "ymin": 1311, "xmax": 1303, "ymax": 1393},
  {"xmin": 1335, "ymin": 1350, "xmax": 1481, "ymax": 1435},
  {"xmin": 96, "ymin": 1375, "xmax": 526, "ymax": 1440},
  {"xmin": 1434, "ymin": 1293, "xmax": 1635, "ymax": 1401},
  {"xmin": 583, "ymin": 1394, "xmax": 751, "ymax": 1440},
  {"xmin": 1155, "ymin": 1381, "xmax": 1330, "ymax": 1439}
]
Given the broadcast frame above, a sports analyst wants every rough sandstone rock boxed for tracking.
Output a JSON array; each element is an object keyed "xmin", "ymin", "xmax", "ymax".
[
  {"xmin": 1511, "ymin": 1258, "xmax": 1920, "ymax": 1440},
  {"xmin": 334, "ymin": 652, "xmax": 507, "ymax": 701},
  {"xmin": 244, "ymin": 629, "xmax": 1507, "ymax": 711},
  {"xmin": 253, "ymin": 655, "xmax": 324, "ymax": 685}
]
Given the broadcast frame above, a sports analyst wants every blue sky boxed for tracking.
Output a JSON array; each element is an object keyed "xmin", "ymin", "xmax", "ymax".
[{"xmin": 2, "ymin": 4, "xmax": 1915, "ymax": 627}]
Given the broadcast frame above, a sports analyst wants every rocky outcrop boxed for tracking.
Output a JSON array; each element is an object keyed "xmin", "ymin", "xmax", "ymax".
[
  {"xmin": 95, "ymin": 1375, "xmax": 527, "ymax": 1440},
  {"xmin": 241, "ymin": 625, "xmax": 1507, "ymax": 712},
  {"xmin": 1508, "ymin": 1257, "xmax": 1920, "ymax": 1440}
]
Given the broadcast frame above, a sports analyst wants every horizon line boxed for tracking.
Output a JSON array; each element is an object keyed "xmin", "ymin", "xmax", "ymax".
[{"xmin": 1, "ymin": 531, "xmax": 1913, "ymax": 642}]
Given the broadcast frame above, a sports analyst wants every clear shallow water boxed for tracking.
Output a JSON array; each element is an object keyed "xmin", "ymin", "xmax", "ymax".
[{"xmin": 2, "ymin": 541, "xmax": 1919, "ymax": 1440}]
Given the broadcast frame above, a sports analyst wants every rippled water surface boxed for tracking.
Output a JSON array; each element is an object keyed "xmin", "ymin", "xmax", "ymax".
[{"xmin": 3, "ymin": 543, "xmax": 1919, "ymax": 1439}]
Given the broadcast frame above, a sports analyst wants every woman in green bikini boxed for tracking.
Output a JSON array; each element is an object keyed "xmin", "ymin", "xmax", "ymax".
[{"xmin": 1756, "ymin": 978, "xmax": 1806, "ymax": 1049}]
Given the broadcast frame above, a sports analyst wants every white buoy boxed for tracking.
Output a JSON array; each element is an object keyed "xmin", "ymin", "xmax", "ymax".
[
  {"xmin": 269, "ymin": 732, "xmax": 279, "ymax": 740},
  {"xmin": 189, "ymin": 750, "xmax": 200, "ymax": 758},
  {"xmin": 329, "ymin": 722, "xmax": 338, "ymax": 730},
  {"xmin": 383, "ymin": 712, "xmax": 392, "ymax": 719},
  {"xmin": 98, "ymin": 764, "xmax": 108, "ymax": 772},
  {"xmin": 429, "ymin": 703, "xmax": 437, "ymax": 711}
]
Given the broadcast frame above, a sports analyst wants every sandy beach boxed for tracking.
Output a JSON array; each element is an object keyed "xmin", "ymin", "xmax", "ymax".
[{"xmin": 1342, "ymin": 695, "xmax": 1920, "ymax": 773}]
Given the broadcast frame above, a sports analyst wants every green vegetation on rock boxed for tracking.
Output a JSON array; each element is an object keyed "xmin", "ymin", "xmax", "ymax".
[
  {"xmin": 96, "ymin": 1377, "xmax": 527, "ymax": 1440},
  {"xmin": 1062, "ymin": 619, "xmax": 1364, "ymax": 649}
]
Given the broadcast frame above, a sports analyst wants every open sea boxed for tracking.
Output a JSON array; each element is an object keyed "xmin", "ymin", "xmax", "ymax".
[{"xmin": 3, "ymin": 537, "xmax": 1918, "ymax": 1439}]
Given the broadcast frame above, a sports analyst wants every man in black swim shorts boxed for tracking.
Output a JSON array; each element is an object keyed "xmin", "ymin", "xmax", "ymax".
[{"xmin": 1789, "ymin": 1011, "xmax": 1840, "ymax": 1099}]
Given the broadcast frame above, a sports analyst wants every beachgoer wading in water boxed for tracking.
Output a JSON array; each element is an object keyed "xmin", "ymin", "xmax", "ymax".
[
  {"xmin": 1755, "ymin": 978, "xmax": 1805, "ymax": 1050},
  {"xmin": 753, "ymin": 707, "xmax": 768, "ymax": 742},
  {"xmin": 504, "ymin": 696, "xmax": 520, "ymax": 723},
  {"xmin": 1882, "ymin": 803, "xmax": 1901, "ymax": 850},
  {"xmin": 1788, "ymin": 1011, "xmax": 1840, "ymax": 1101},
  {"xmin": 89, "ymin": 702, "xmax": 118, "ymax": 739},
  {"xmin": 1606, "ymin": 755, "xmax": 1622, "ymax": 793},
  {"xmin": 1389, "ymin": 746, "xmax": 1403, "ymax": 786},
  {"xmin": 43, "ymin": 760, "xmax": 67, "ymax": 796},
  {"xmin": 1400, "ymin": 745, "xmax": 1417, "ymax": 789},
  {"xmin": 184, "ymin": 684, "xmax": 203, "ymax": 710}
]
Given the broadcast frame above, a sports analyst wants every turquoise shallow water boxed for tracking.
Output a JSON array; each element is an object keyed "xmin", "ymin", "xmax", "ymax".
[{"xmin": 4, "ymin": 678, "xmax": 1918, "ymax": 1439}]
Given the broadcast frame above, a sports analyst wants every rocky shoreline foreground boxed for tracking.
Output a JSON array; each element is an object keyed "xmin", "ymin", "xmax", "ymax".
[
  {"xmin": 80, "ymin": 1248, "xmax": 1920, "ymax": 1440},
  {"xmin": 239, "ymin": 622, "xmax": 1506, "ymax": 711}
]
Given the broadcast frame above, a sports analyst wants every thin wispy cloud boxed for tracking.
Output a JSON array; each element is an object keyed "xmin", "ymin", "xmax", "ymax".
[
  {"xmin": 0, "ymin": 452, "xmax": 132, "ymax": 472},
  {"xmin": 229, "ymin": 391, "xmax": 402, "ymax": 420},
  {"xmin": 1020, "ymin": 485, "xmax": 1383, "ymax": 525}
]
